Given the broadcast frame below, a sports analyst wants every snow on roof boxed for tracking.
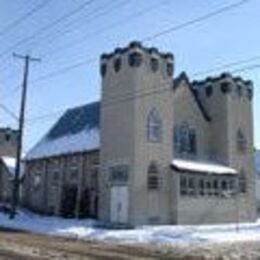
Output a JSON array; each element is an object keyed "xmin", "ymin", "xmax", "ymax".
[
  {"xmin": 25, "ymin": 102, "xmax": 100, "ymax": 160},
  {"xmin": 0, "ymin": 156, "xmax": 24, "ymax": 178},
  {"xmin": 171, "ymin": 159, "xmax": 237, "ymax": 175},
  {"xmin": 1, "ymin": 156, "xmax": 16, "ymax": 175}
]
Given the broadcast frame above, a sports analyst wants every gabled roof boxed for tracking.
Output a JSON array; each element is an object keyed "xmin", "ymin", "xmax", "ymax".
[
  {"xmin": 26, "ymin": 102, "xmax": 100, "ymax": 161},
  {"xmin": 173, "ymin": 72, "xmax": 211, "ymax": 122}
]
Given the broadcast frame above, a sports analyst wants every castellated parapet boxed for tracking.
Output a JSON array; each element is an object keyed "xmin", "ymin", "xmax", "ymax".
[
  {"xmin": 192, "ymin": 72, "xmax": 253, "ymax": 102},
  {"xmin": 100, "ymin": 41, "xmax": 174, "ymax": 80}
]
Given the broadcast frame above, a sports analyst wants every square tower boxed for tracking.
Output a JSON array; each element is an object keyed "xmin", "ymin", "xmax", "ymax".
[
  {"xmin": 99, "ymin": 42, "xmax": 175, "ymax": 225},
  {"xmin": 194, "ymin": 73, "xmax": 256, "ymax": 221}
]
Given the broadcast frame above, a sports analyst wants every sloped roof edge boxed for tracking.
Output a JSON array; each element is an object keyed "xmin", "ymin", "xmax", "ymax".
[{"xmin": 173, "ymin": 72, "xmax": 211, "ymax": 122}]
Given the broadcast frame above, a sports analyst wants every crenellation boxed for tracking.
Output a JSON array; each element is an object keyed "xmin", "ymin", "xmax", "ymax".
[
  {"xmin": 100, "ymin": 42, "xmax": 175, "ymax": 81},
  {"xmin": 193, "ymin": 73, "xmax": 253, "ymax": 101}
]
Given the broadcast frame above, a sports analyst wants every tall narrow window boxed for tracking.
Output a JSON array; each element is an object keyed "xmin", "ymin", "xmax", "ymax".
[
  {"xmin": 189, "ymin": 129, "xmax": 197, "ymax": 155},
  {"xmin": 237, "ymin": 129, "xmax": 247, "ymax": 152},
  {"xmin": 147, "ymin": 162, "xmax": 159, "ymax": 190},
  {"xmin": 180, "ymin": 176, "xmax": 187, "ymax": 195},
  {"xmin": 174, "ymin": 126, "xmax": 181, "ymax": 154},
  {"xmin": 180, "ymin": 123, "xmax": 189, "ymax": 153},
  {"xmin": 199, "ymin": 179, "xmax": 205, "ymax": 196},
  {"xmin": 174, "ymin": 123, "xmax": 196, "ymax": 156},
  {"xmin": 147, "ymin": 108, "xmax": 162, "ymax": 142},
  {"xmin": 239, "ymin": 170, "xmax": 246, "ymax": 193}
]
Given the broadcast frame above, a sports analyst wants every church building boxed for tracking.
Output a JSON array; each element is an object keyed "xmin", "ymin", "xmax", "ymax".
[{"xmin": 24, "ymin": 42, "xmax": 256, "ymax": 225}]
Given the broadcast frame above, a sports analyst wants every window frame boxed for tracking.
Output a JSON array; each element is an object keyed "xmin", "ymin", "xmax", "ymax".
[
  {"xmin": 147, "ymin": 162, "xmax": 160, "ymax": 190},
  {"xmin": 147, "ymin": 108, "xmax": 162, "ymax": 143}
]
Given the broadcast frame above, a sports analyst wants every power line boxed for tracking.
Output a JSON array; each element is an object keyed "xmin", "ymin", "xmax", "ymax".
[
  {"xmin": 0, "ymin": 0, "xmax": 128, "ymax": 77},
  {"xmin": 40, "ymin": 0, "xmax": 171, "ymax": 59},
  {"xmin": 31, "ymin": 57, "xmax": 96, "ymax": 84},
  {"xmin": 31, "ymin": 0, "xmax": 131, "ymax": 54},
  {"xmin": 26, "ymin": 0, "xmax": 253, "ymax": 83},
  {"xmin": 0, "ymin": 0, "xmax": 53, "ymax": 37},
  {"xmin": 0, "ymin": 104, "xmax": 18, "ymax": 121},
  {"xmin": 0, "ymin": 0, "xmax": 95, "ymax": 60},
  {"xmin": 142, "ymin": 0, "xmax": 251, "ymax": 42},
  {"xmin": 3, "ymin": 51, "xmax": 260, "ymax": 108},
  {"xmin": 0, "ymin": 0, "xmax": 254, "ymax": 101},
  {"xmin": 0, "ymin": 0, "xmax": 251, "ymax": 86},
  {"xmin": 192, "ymin": 55, "xmax": 260, "ymax": 77},
  {"xmin": 16, "ymin": 59, "xmax": 260, "ymax": 126},
  {"xmin": 38, "ymin": 0, "xmax": 249, "ymax": 60}
]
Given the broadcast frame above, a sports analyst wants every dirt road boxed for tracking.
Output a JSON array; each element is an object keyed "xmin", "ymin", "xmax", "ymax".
[{"xmin": 1, "ymin": 229, "xmax": 260, "ymax": 259}]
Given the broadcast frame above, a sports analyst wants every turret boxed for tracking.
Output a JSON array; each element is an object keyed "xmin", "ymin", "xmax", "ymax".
[
  {"xmin": 99, "ymin": 41, "xmax": 175, "ymax": 225},
  {"xmin": 193, "ymin": 72, "xmax": 255, "ymax": 221},
  {"xmin": 193, "ymin": 73, "xmax": 253, "ymax": 165}
]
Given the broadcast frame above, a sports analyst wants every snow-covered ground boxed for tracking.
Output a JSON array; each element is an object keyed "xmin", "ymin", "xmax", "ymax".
[{"xmin": 1, "ymin": 209, "xmax": 260, "ymax": 245}]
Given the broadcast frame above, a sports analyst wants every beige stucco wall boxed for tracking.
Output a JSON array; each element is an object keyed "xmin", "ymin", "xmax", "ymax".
[
  {"xmin": 172, "ymin": 80, "xmax": 210, "ymax": 160},
  {"xmin": 99, "ymin": 45, "xmax": 174, "ymax": 225}
]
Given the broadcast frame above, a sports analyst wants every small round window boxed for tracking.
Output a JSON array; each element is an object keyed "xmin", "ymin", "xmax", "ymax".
[
  {"xmin": 100, "ymin": 63, "xmax": 106, "ymax": 77},
  {"xmin": 166, "ymin": 62, "xmax": 173, "ymax": 77},
  {"xmin": 114, "ymin": 58, "xmax": 121, "ymax": 73},
  {"xmin": 128, "ymin": 52, "xmax": 142, "ymax": 67},
  {"xmin": 150, "ymin": 58, "xmax": 159, "ymax": 72}
]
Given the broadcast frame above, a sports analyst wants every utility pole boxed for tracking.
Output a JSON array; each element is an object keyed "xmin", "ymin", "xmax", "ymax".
[{"xmin": 9, "ymin": 53, "xmax": 40, "ymax": 219}]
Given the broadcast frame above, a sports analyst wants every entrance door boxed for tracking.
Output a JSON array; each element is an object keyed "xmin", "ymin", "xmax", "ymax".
[{"xmin": 110, "ymin": 186, "xmax": 128, "ymax": 224}]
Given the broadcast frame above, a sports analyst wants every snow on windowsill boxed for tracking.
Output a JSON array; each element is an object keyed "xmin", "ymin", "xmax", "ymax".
[{"xmin": 172, "ymin": 159, "xmax": 237, "ymax": 175}]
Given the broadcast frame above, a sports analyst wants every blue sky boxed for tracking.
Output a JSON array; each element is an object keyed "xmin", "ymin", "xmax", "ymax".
[{"xmin": 0, "ymin": 0, "xmax": 259, "ymax": 152}]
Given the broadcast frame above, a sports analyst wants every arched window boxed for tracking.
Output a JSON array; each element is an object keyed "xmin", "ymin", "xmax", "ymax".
[
  {"xmin": 205, "ymin": 85, "xmax": 213, "ymax": 97},
  {"xmin": 166, "ymin": 62, "xmax": 173, "ymax": 77},
  {"xmin": 150, "ymin": 57, "xmax": 159, "ymax": 72},
  {"xmin": 239, "ymin": 170, "xmax": 246, "ymax": 193},
  {"xmin": 147, "ymin": 108, "xmax": 162, "ymax": 142},
  {"xmin": 237, "ymin": 84, "xmax": 243, "ymax": 97},
  {"xmin": 237, "ymin": 129, "xmax": 247, "ymax": 152},
  {"xmin": 174, "ymin": 125, "xmax": 181, "ymax": 154},
  {"xmin": 147, "ymin": 161, "xmax": 159, "ymax": 190},
  {"xmin": 173, "ymin": 123, "xmax": 197, "ymax": 155},
  {"xmin": 189, "ymin": 128, "xmax": 197, "ymax": 154},
  {"xmin": 247, "ymin": 88, "xmax": 253, "ymax": 100},
  {"xmin": 220, "ymin": 82, "xmax": 231, "ymax": 94},
  {"xmin": 100, "ymin": 63, "xmax": 106, "ymax": 77},
  {"xmin": 179, "ymin": 123, "xmax": 189, "ymax": 153},
  {"xmin": 128, "ymin": 52, "xmax": 142, "ymax": 67},
  {"xmin": 113, "ymin": 57, "xmax": 121, "ymax": 72}
]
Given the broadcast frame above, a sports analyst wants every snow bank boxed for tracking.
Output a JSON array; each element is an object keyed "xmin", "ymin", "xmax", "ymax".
[{"xmin": 1, "ymin": 209, "xmax": 260, "ymax": 245}]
